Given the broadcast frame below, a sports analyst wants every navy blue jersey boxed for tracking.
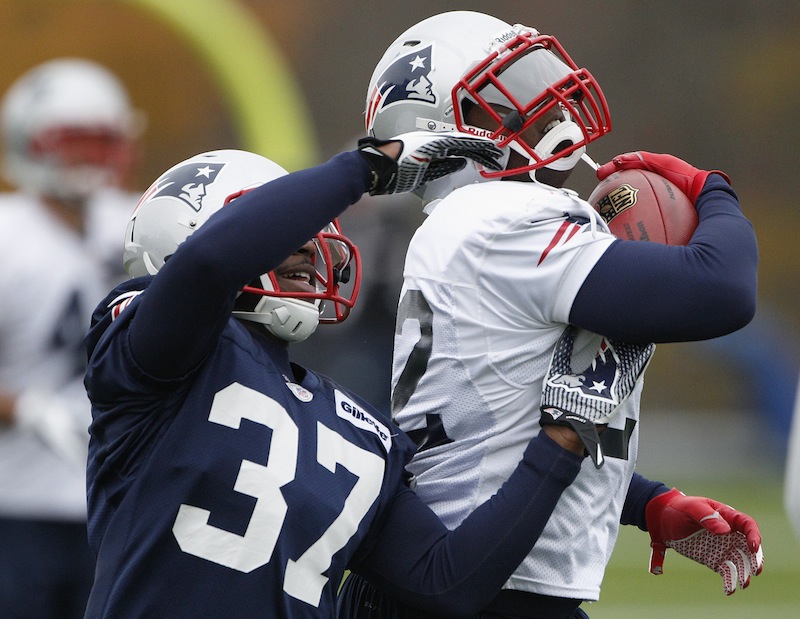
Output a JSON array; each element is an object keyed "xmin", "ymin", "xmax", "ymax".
[
  {"xmin": 85, "ymin": 280, "xmax": 415, "ymax": 618},
  {"xmin": 83, "ymin": 151, "xmax": 584, "ymax": 618}
]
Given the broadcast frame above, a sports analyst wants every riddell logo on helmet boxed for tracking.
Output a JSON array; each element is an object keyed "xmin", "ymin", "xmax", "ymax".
[
  {"xmin": 463, "ymin": 126, "xmax": 495, "ymax": 139},
  {"xmin": 366, "ymin": 44, "xmax": 437, "ymax": 131},
  {"xmin": 488, "ymin": 29, "xmax": 517, "ymax": 49}
]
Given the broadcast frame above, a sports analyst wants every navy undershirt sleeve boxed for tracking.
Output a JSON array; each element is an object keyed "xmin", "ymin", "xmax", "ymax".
[
  {"xmin": 352, "ymin": 432, "xmax": 583, "ymax": 616},
  {"xmin": 128, "ymin": 151, "xmax": 372, "ymax": 379},
  {"xmin": 621, "ymin": 472, "xmax": 669, "ymax": 531},
  {"xmin": 570, "ymin": 174, "xmax": 757, "ymax": 343}
]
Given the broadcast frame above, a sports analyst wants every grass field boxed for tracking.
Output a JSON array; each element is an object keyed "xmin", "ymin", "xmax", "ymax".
[{"xmin": 584, "ymin": 475, "xmax": 799, "ymax": 618}]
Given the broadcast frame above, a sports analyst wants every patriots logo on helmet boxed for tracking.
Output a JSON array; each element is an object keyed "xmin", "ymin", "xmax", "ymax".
[
  {"xmin": 138, "ymin": 162, "xmax": 226, "ymax": 212},
  {"xmin": 366, "ymin": 44, "xmax": 436, "ymax": 131}
]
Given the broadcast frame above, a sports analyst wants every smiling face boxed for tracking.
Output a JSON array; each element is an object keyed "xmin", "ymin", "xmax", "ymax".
[
  {"xmin": 271, "ymin": 240, "xmax": 318, "ymax": 296},
  {"xmin": 233, "ymin": 220, "xmax": 361, "ymax": 341}
]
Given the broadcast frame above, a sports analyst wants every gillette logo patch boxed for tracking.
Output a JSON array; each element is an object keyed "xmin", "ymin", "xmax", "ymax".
[{"xmin": 335, "ymin": 390, "xmax": 392, "ymax": 452}]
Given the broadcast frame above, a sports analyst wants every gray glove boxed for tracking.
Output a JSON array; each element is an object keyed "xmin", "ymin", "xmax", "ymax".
[
  {"xmin": 358, "ymin": 130, "xmax": 503, "ymax": 195},
  {"xmin": 540, "ymin": 325, "xmax": 655, "ymax": 468}
]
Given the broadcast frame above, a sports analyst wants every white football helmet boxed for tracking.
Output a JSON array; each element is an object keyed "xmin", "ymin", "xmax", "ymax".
[
  {"xmin": 365, "ymin": 11, "xmax": 611, "ymax": 194},
  {"xmin": 124, "ymin": 149, "xmax": 361, "ymax": 342},
  {"xmin": 0, "ymin": 58, "xmax": 143, "ymax": 201}
]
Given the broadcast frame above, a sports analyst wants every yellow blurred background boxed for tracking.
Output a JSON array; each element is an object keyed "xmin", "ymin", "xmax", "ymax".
[{"xmin": 2, "ymin": 0, "xmax": 799, "ymax": 472}]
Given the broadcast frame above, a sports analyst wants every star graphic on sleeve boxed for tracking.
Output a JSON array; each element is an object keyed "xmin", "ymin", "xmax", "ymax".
[
  {"xmin": 409, "ymin": 55, "xmax": 426, "ymax": 71},
  {"xmin": 589, "ymin": 380, "xmax": 607, "ymax": 394}
]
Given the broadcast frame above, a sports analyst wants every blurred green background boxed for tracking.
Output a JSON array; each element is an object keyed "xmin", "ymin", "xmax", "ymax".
[{"xmin": 2, "ymin": 0, "xmax": 798, "ymax": 612}]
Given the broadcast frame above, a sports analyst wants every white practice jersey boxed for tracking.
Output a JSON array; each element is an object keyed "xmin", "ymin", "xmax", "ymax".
[
  {"xmin": 0, "ymin": 189, "xmax": 135, "ymax": 520},
  {"xmin": 392, "ymin": 180, "xmax": 642, "ymax": 601}
]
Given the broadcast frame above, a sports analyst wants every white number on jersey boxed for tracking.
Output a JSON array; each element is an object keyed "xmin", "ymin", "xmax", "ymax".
[{"xmin": 172, "ymin": 382, "xmax": 385, "ymax": 607}]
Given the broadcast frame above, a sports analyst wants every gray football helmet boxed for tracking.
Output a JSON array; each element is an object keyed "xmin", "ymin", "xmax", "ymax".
[
  {"xmin": 1, "ymin": 58, "xmax": 143, "ymax": 200},
  {"xmin": 124, "ymin": 149, "xmax": 361, "ymax": 342},
  {"xmin": 365, "ymin": 11, "xmax": 611, "ymax": 194}
]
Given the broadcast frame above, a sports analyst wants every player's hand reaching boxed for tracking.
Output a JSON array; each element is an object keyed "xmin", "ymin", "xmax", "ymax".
[
  {"xmin": 539, "ymin": 326, "xmax": 654, "ymax": 468},
  {"xmin": 358, "ymin": 130, "xmax": 504, "ymax": 195},
  {"xmin": 596, "ymin": 151, "xmax": 730, "ymax": 204},
  {"xmin": 645, "ymin": 488, "xmax": 764, "ymax": 595}
]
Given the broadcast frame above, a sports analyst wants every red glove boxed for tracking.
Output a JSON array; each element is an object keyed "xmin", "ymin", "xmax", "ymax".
[
  {"xmin": 596, "ymin": 151, "xmax": 730, "ymax": 203},
  {"xmin": 645, "ymin": 488, "xmax": 764, "ymax": 595}
]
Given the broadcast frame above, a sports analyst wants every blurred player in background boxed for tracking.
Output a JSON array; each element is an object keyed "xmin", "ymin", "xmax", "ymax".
[
  {"xmin": 338, "ymin": 11, "xmax": 762, "ymax": 618},
  {"xmin": 0, "ymin": 58, "xmax": 143, "ymax": 618}
]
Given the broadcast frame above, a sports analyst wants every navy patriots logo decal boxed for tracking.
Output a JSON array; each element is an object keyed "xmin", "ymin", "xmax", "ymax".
[
  {"xmin": 366, "ymin": 44, "xmax": 436, "ymax": 130},
  {"xmin": 546, "ymin": 337, "xmax": 621, "ymax": 405},
  {"xmin": 136, "ymin": 162, "xmax": 226, "ymax": 213}
]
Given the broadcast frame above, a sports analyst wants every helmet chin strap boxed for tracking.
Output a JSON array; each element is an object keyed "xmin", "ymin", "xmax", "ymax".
[
  {"xmin": 509, "ymin": 118, "xmax": 586, "ymax": 180},
  {"xmin": 233, "ymin": 296, "xmax": 321, "ymax": 343}
]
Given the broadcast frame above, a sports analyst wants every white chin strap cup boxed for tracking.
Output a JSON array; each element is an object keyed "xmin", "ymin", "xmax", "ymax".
[
  {"xmin": 233, "ymin": 296, "xmax": 321, "ymax": 343},
  {"xmin": 510, "ymin": 119, "xmax": 586, "ymax": 179}
]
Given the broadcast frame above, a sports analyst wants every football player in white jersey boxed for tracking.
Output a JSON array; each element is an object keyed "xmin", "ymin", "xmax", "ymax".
[
  {"xmin": 0, "ymin": 58, "xmax": 143, "ymax": 618},
  {"xmin": 338, "ymin": 11, "xmax": 763, "ymax": 618}
]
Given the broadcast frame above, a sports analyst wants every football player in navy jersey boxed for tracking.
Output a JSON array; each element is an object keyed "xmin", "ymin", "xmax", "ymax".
[
  {"xmin": 80, "ymin": 133, "xmax": 631, "ymax": 619},
  {"xmin": 338, "ymin": 10, "xmax": 764, "ymax": 619}
]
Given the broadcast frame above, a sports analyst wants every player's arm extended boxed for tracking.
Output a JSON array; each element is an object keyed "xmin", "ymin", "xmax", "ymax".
[
  {"xmin": 127, "ymin": 134, "xmax": 502, "ymax": 379},
  {"xmin": 348, "ymin": 431, "xmax": 583, "ymax": 617},
  {"xmin": 571, "ymin": 174, "xmax": 757, "ymax": 343}
]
